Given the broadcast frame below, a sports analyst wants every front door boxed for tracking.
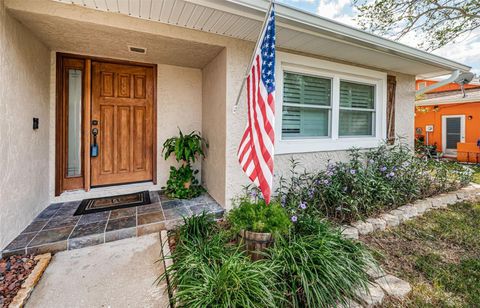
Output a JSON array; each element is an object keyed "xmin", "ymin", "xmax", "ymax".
[
  {"xmin": 442, "ymin": 115, "xmax": 465, "ymax": 157},
  {"xmin": 91, "ymin": 61, "xmax": 154, "ymax": 186}
]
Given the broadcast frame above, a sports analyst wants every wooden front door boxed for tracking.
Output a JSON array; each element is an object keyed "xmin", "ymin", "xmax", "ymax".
[{"xmin": 91, "ymin": 61, "xmax": 154, "ymax": 186}]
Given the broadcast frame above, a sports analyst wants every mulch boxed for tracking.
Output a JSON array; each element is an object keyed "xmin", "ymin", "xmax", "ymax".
[{"xmin": 0, "ymin": 255, "xmax": 37, "ymax": 308}]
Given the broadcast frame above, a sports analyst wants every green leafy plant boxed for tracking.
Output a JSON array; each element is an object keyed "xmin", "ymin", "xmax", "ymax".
[
  {"xmin": 228, "ymin": 190, "xmax": 291, "ymax": 234},
  {"xmin": 162, "ymin": 129, "xmax": 207, "ymax": 163},
  {"xmin": 268, "ymin": 218, "xmax": 374, "ymax": 307},
  {"xmin": 164, "ymin": 165, "xmax": 204, "ymax": 199},
  {"xmin": 162, "ymin": 129, "xmax": 208, "ymax": 199},
  {"xmin": 277, "ymin": 139, "xmax": 473, "ymax": 224},
  {"xmin": 159, "ymin": 214, "xmax": 284, "ymax": 308}
]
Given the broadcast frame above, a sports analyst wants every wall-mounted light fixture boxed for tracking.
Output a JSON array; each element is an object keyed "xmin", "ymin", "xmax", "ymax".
[{"xmin": 468, "ymin": 115, "xmax": 473, "ymax": 120}]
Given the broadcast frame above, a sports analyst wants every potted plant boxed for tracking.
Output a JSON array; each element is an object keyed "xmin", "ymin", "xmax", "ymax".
[
  {"xmin": 162, "ymin": 129, "xmax": 208, "ymax": 199},
  {"xmin": 227, "ymin": 188, "xmax": 291, "ymax": 260}
]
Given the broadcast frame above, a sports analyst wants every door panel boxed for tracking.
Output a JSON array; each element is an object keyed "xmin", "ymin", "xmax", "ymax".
[
  {"xmin": 446, "ymin": 118, "xmax": 461, "ymax": 149},
  {"xmin": 442, "ymin": 115, "xmax": 465, "ymax": 156},
  {"xmin": 91, "ymin": 61, "xmax": 154, "ymax": 186}
]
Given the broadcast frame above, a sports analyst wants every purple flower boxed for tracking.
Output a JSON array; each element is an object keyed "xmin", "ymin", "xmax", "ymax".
[
  {"xmin": 389, "ymin": 172, "xmax": 395, "ymax": 177},
  {"xmin": 250, "ymin": 190, "xmax": 258, "ymax": 198},
  {"xmin": 380, "ymin": 166, "xmax": 387, "ymax": 172},
  {"xmin": 308, "ymin": 189, "xmax": 314, "ymax": 198},
  {"xmin": 323, "ymin": 179, "xmax": 330, "ymax": 185},
  {"xmin": 326, "ymin": 170, "xmax": 334, "ymax": 177},
  {"xmin": 291, "ymin": 215, "xmax": 298, "ymax": 222},
  {"xmin": 392, "ymin": 166, "xmax": 398, "ymax": 172},
  {"xmin": 368, "ymin": 159, "xmax": 375, "ymax": 164},
  {"xmin": 350, "ymin": 169, "xmax": 356, "ymax": 175},
  {"xmin": 299, "ymin": 202, "xmax": 307, "ymax": 210},
  {"xmin": 281, "ymin": 195, "xmax": 287, "ymax": 205}
]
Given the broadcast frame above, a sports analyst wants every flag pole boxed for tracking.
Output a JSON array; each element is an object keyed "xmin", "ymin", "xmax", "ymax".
[{"xmin": 233, "ymin": 0, "xmax": 275, "ymax": 113}]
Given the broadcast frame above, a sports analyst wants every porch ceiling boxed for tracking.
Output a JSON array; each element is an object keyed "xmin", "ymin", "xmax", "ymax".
[
  {"xmin": 8, "ymin": 8, "xmax": 224, "ymax": 68},
  {"xmin": 49, "ymin": 0, "xmax": 470, "ymax": 77}
]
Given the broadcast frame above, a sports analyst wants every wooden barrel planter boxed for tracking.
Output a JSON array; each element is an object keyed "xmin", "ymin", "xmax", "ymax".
[{"xmin": 238, "ymin": 230, "xmax": 273, "ymax": 261}]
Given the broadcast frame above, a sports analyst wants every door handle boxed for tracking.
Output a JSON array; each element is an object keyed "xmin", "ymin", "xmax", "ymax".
[{"xmin": 91, "ymin": 128, "xmax": 99, "ymax": 157}]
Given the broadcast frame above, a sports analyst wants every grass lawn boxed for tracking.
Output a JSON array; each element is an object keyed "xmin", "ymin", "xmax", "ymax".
[
  {"xmin": 471, "ymin": 165, "xmax": 480, "ymax": 184},
  {"xmin": 362, "ymin": 201, "xmax": 480, "ymax": 307}
]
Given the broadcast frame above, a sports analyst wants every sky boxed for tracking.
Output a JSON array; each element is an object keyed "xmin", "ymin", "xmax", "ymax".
[{"xmin": 276, "ymin": 0, "xmax": 480, "ymax": 76}]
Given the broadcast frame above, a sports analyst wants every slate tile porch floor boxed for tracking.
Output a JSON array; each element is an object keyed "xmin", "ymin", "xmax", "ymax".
[{"xmin": 1, "ymin": 192, "xmax": 224, "ymax": 257}]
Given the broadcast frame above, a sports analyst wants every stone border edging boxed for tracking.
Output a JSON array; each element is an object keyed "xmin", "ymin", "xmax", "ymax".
[
  {"xmin": 159, "ymin": 230, "xmax": 175, "ymax": 308},
  {"xmin": 8, "ymin": 253, "xmax": 51, "ymax": 308},
  {"xmin": 339, "ymin": 183, "xmax": 480, "ymax": 307},
  {"xmin": 341, "ymin": 183, "xmax": 480, "ymax": 240}
]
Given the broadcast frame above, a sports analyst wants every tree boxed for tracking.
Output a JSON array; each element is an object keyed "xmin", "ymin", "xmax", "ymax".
[{"xmin": 354, "ymin": 0, "xmax": 480, "ymax": 51}]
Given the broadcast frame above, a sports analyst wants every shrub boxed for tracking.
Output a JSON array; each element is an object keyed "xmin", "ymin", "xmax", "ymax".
[
  {"xmin": 228, "ymin": 191, "xmax": 291, "ymax": 234},
  {"xmin": 277, "ymin": 140, "xmax": 473, "ymax": 223},
  {"xmin": 160, "ymin": 214, "xmax": 284, "ymax": 308},
  {"xmin": 162, "ymin": 130, "xmax": 208, "ymax": 199},
  {"xmin": 268, "ymin": 218, "xmax": 374, "ymax": 307}
]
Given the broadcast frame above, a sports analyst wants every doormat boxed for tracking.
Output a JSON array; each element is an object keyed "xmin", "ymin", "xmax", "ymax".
[{"xmin": 74, "ymin": 191, "xmax": 151, "ymax": 216}]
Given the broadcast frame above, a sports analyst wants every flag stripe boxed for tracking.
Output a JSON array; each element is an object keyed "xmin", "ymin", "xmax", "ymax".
[{"xmin": 238, "ymin": 5, "xmax": 276, "ymax": 204}]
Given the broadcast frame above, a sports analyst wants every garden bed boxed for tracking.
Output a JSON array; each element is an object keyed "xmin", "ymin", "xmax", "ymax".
[
  {"xmin": 362, "ymin": 200, "xmax": 480, "ymax": 307},
  {"xmin": 0, "ymin": 255, "xmax": 37, "ymax": 307},
  {"xmin": 159, "ymin": 211, "xmax": 403, "ymax": 307},
  {"xmin": 158, "ymin": 142, "xmax": 475, "ymax": 307},
  {"xmin": 0, "ymin": 253, "xmax": 51, "ymax": 308}
]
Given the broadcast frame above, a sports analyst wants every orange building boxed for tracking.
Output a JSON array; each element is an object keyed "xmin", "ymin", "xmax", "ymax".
[{"xmin": 415, "ymin": 79, "xmax": 480, "ymax": 162}]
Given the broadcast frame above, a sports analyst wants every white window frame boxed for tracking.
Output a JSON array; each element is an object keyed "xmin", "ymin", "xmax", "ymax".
[
  {"xmin": 275, "ymin": 52, "xmax": 387, "ymax": 154},
  {"xmin": 282, "ymin": 71, "xmax": 333, "ymax": 139}
]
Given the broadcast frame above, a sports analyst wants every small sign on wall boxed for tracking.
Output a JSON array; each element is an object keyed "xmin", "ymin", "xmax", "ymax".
[{"xmin": 426, "ymin": 125, "xmax": 434, "ymax": 132}]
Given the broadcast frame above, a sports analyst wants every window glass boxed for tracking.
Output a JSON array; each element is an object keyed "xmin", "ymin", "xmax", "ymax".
[
  {"xmin": 67, "ymin": 69, "xmax": 82, "ymax": 177},
  {"xmin": 282, "ymin": 72, "xmax": 331, "ymax": 138},
  {"xmin": 339, "ymin": 81, "xmax": 375, "ymax": 136}
]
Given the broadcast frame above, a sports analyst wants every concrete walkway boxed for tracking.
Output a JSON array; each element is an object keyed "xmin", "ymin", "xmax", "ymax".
[{"xmin": 26, "ymin": 233, "xmax": 170, "ymax": 308}]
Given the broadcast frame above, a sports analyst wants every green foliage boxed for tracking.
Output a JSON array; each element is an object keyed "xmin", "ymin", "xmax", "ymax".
[
  {"xmin": 162, "ymin": 129, "xmax": 207, "ymax": 163},
  {"xmin": 159, "ymin": 214, "xmax": 374, "ymax": 308},
  {"xmin": 268, "ymin": 218, "xmax": 374, "ymax": 307},
  {"xmin": 163, "ymin": 164, "xmax": 204, "ymax": 199},
  {"xmin": 354, "ymin": 0, "xmax": 480, "ymax": 51},
  {"xmin": 177, "ymin": 211, "xmax": 217, "ymax": 243},
  {"xmin": 228, "ymin": 192, "xmax": 291, "ymax": 234},
  {"xmin": 159, "ymin": 214, "xmax": 284, "ymax": 308},
  {"xmin": 162, "ymin": 129, "xmax": 208, "ymax": 199},
  {"xmin": 277, "ymin": 140, "xmax": 473, "ymax": 223}
]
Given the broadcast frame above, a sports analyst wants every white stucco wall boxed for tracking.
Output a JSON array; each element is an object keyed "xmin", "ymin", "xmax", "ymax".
[
  {"xmin": 389, "ymin": 72, "xmax": 416, "ymax": 146},
  {"xmin": 0, "ymin": 1, "xmax": 51, "ymax": 250},
  {"xmin": 202, "ymin": 49, "xmax": 227, "ymax": 205}
]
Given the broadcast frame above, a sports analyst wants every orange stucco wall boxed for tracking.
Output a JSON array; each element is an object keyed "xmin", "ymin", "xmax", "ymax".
[{"xmin": 415, "ymin": 103, "xmax": 480, "ymax": 161}]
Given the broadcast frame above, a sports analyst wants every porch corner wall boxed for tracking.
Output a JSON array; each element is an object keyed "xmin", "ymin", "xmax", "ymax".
[
  {"xmin": 157, "ymin": 64, "xmax": 203, "ymax": 186},
  {"xmin": 202, "ymin": 49, "xmax": 227, "ymax": 206},
  {"xmin": 0, "ymin": 1, "xmax": 51, "ymax": 250}
]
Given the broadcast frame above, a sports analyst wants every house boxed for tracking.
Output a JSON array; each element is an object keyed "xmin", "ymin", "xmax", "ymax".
[
  {"xmin": 415, "ymin": 79, "xmax": 480, "ymax": 161},
  {"xmin": 0, "ymin": 0, "xmax": 471, "ymax": 252}
]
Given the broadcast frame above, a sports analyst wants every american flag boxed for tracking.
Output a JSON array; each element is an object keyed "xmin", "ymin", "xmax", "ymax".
[{"xmin": 237, "ymin": 5, "xmax": 276, "ymax": 204}]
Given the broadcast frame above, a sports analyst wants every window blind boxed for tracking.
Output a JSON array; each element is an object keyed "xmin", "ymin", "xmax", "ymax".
[
  {"xmin": 282, "ymin": 72, "xmax": 331, "ymax": 138},
  {"xmin": 339, "ymin": 81, "xmax": 375, "ymax": 136},
  {"xmin": 340, "ymin": 81, "xmax": 374, "ymax": 109}
]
